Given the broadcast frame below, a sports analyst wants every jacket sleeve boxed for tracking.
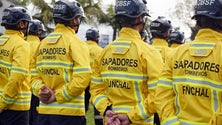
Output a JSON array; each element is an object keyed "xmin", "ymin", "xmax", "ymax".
[
  {"xmin": 89, "ymin": 52, "xmax": 112, "ymax": 116},
  {"xmin": 0, "ymin": 42, "xmax": 30, "ymax": 109},
  {"xmin": 127, "ymin": 49, "xmax": 164, "ymax": 123},
  {"xmin": 55, "ymin": 41, "xmax": 92, "ymax": 103},
  {"xmin": 154, "ymin": 50, "xmax": 180, "ymax": 124},
  {"xmin": 30, "ymin": 43, "xmax": 44, "ymax": 97}
]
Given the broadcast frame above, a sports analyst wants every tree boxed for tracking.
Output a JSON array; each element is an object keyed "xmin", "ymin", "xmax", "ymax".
[
  {"xmin": 27, "ymin": 0, "xmax": 109, "ymax": 33},
  {"xmin": 169, "ymin": 0, "xmax": 196, "ymax": 40},
  {"xmin": 77, "ymin": 0, "xmax": 108, "ymax": 27}
]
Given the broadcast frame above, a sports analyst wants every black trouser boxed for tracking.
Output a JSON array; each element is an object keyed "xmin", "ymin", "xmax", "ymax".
[
  {"xmin": 0, "ymin": 110, "xmax": 29, "ymax": 125},
  {"xmin": 154, "ymin": 113, "xmax": 160, "ymax": 125},
  {"xmin": 84, "ymin": 86, "xmax": 90, "ymax": 112},
  {"xmin": 29, "ymin": 94, "xmax": 39, "ymax": 125},
  {"xmin": 37, "ymin": 114, "xmax": 86, "ymax": 125}
]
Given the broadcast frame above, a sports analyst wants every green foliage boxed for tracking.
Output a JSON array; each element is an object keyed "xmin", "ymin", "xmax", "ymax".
[
  {"xmin": 10, "ymin": 0, "xmax": 117, "ymax": 40},
  {"xmin": 31, "ymin": 0, "xmax": 53, "ymax": 31},
  {"xmin": 11, "ymin": 0, "xmax": 24, "ymax": 5},
  {"xmin": 86, "ymin": 104, "xmax": 95, "ymax": 125}
]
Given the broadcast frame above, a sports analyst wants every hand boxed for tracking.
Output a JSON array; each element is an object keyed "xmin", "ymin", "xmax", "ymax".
[
  {"xmin": 117, "ymin": 114, "xmax": 131, "ymax": 125},
  {"xmin": 105, "ymin": 110, "xmax": 121, "ymax": 125},
  {"xmin": 0, "ymin": 108, "xmax": 3, "ymax": 114},
  {"xmin": 39, "ymin": 86, "xmax": 51, "ymax": 103},
  {"xmin": 39, "ymin": 86, "xmax": 55, "ymax": 104}
]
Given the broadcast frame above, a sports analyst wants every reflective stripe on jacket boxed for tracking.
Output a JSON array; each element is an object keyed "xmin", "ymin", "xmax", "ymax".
[
  {"xmin": 155, "ymin": 29, "xmax": 222, "ymax": 125},
  {"xmin": 0, "ymin": 30, "xmax": 31, "ymax": 110},
  {"xmin": 31, "ymin": 24, "xmax": 91, "ymax": 116},
  {"xmin": 90, "ymin": 27, "xmax": 164, "ymax": 124}
]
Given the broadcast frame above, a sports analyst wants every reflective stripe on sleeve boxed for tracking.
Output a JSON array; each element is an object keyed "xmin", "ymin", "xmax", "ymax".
[
  {"xmin": 31, "ymin": 68, "xmax": 38, "ymax": 75},
  {"xmin": 162, "ymin": 116, "xmax": 180, "ymax": 125},
  {"xmin": 158, "ymin": 79, "xmax": 173, "ymax": 88},
  {"xmin": 11, "ymin": 67, "xmax": 28, "ymax": 74},
  {"xmin": 0, "ymin": 60, "xmax": 12, "ymax": 68},
  {"xmin": 91, "ymin": 76, "xmax": 103, "ymax": 84},
  {"xmin": 73, "ymin": 67, "xmax": 91, "ymax": 74},
  {"xmin": 62, "ymin": 86, "xmax": 72, "ymax": 101},
  {"xmin": 2, "ymin": 95, "xmax": 16, "ymax": 104},
  {"xmin": 93, "ymin": 95, "xmax": 108, "ymax": 107},
  {"xmin": 32, "ymin": 80, "xmax": 42, "ymax": 96}
]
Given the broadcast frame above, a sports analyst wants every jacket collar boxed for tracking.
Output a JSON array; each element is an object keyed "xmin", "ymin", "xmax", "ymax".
[
  {"xmin": 194, "ymin": 28, "xmax": 222, "ymax": 43},
  {"xmin": 87, "ymin": 40, "xmax": 98, "ymax": 45},
  {"xmin": 5, "ymin": 29, "xmax": 25, "ymax": 39},
  {"xmin": 118, "ymin": 27, "xmax": 141, "ymax": 41},
  {"xmin": 54, "ymin": 23, "xmax": 76, "ymax": 35},
  {"xmin": 152, "ymin": 38, "xmax": 169, "ymax": 47}
]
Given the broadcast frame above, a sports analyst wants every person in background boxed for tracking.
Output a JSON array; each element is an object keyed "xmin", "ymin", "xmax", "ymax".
[
  {"xmin": 168, "ymin": 28, "xmax": 185, "ymax": 48},
  {"xmin": 149, "ymin": 16, "xmax": 173, "ymax": 125},
  {"xmin": 30, "ymin": 0, "xmax": 91, "ymax": 125},
  {"xmin": 39, "ymin": 31, "xmax": 49, "ymax": 41},
  {"xmin": 27, "ymin": 19, "xmax": 45, "ymax": 125},
  {"xmin": 85, "ymin": 27, "xmax": 103, "ymax": 125},
  {"xmin": 0, "ymin": 5, "xmax": 31, "ymax": 125},
  {"xmin": 90, "ymin": 0, "xmax": 164, "ymax": 125},
  {"xmin": 150, "ymin": 16, "xmax": 172, "ymax": 62},
  {"xmin": 155, "ymin": 0, "xmax": 222, "ymax": 124}
]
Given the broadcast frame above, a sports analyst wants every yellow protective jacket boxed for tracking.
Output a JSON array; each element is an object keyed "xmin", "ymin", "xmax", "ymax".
[
  {"xmin": 155, "ymin": 29, "xmax": 222, "ymax": 125},
  {"xmin": 152, "ymin": 38, "xmax": 171, "ymax": 62},
  {"xmin": 0, "ymin": 30, "xmax": 31, "ymax": 111},
  {"xmin": 27, "ymin": 35, "xmax": 41, "ymax": 74},
  {"xmin": 170, "ymin": 43, "xmax": 181, "ymax": 48},
  {"xmin": 31, "ymin": 24, "xmax": 91, "ymax": 116},
  {"xmin": 90, "ymin": 27, "xmax": 164, "ymax": 124},
  {"xmin": 86, "ymin": 40, "xmax": 103, "ymax": 67}
]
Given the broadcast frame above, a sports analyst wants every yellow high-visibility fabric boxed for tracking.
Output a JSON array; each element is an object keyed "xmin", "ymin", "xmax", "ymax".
[
  {"xmin": 31, "ymin": 24, "xmax": 91, "ymax": 116},
  {"xmin": 0, "ymin": 29, "xmax": 31, "ymax": 111},
  {"xmin": 155, "ymin": 29, "xmax": 222, "ymax": 125},
  {"xmin": 90, "ymin": 27, "xmax": 164, "ymax": 124}
]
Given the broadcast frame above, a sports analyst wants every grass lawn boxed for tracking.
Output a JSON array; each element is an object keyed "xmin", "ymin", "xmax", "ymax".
[{"xmin": 86, "ymin": 104, "xmax": 95, "ymax": 125}]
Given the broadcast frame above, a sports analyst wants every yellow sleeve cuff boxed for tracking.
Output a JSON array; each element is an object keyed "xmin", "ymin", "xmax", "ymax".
[{"xmin": 55, "ymin": 90, "xmax": 66, "ymax": 104}]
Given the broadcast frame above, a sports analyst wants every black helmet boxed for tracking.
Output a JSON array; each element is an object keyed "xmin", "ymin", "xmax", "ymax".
[
  {"xmin": 192, "ymin": 0, "xmax": 222, "ymax": 19},
  {"xmin": 115, "ymin": 0, "xmax": 150, "ymax": 18},
  {"xmin": 150, "ymin": 16, "xmax": 172, "ymax": 38},
  {"xmin": 53, "ymin": 0, "xmax": 84, "ymax": 21},
  {"xmin": 29, "ymin": 19, "xmax": 45, "ymax": 34},
  {"xmin": 1, "ymin": 5, "xmax": 31, "ymax": 26},
  {"xmin": 86, "ymin": 28, "xmax": 99, "ymax": 40},
  {"xmin": 169, "ymin": 30, "xmax": 185, "ymax": 44}
]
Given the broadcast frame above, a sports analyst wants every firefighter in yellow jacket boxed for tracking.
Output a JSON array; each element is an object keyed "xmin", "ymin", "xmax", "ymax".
[
  {"xmin": 85, "ymin": 28, "xmax": 104, "ymax": 125},
  {"xmin": 86, "ymin": 28, "xmax": 103, "ymax": 67},
  {"xmin": 90, "ymin": 0, "xmax": 164, "ymax": 125},
  {"xmin": 0, "ymin": 5, "xmax": 31, "ymax": 125},
  {"xmin": 27, "ymin": 19, "xmax": 45, "ymax": 125},
  {"xmin": 155, "ymin": 0, "xmax": 222, "ymax": 124},
  {"xmin": 30, "ymin": 1, "xmax": 91, "ymax": 125},
  {"xmin": 150, "ymin": 16, "xmax": 172, "ymax": 63}
]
